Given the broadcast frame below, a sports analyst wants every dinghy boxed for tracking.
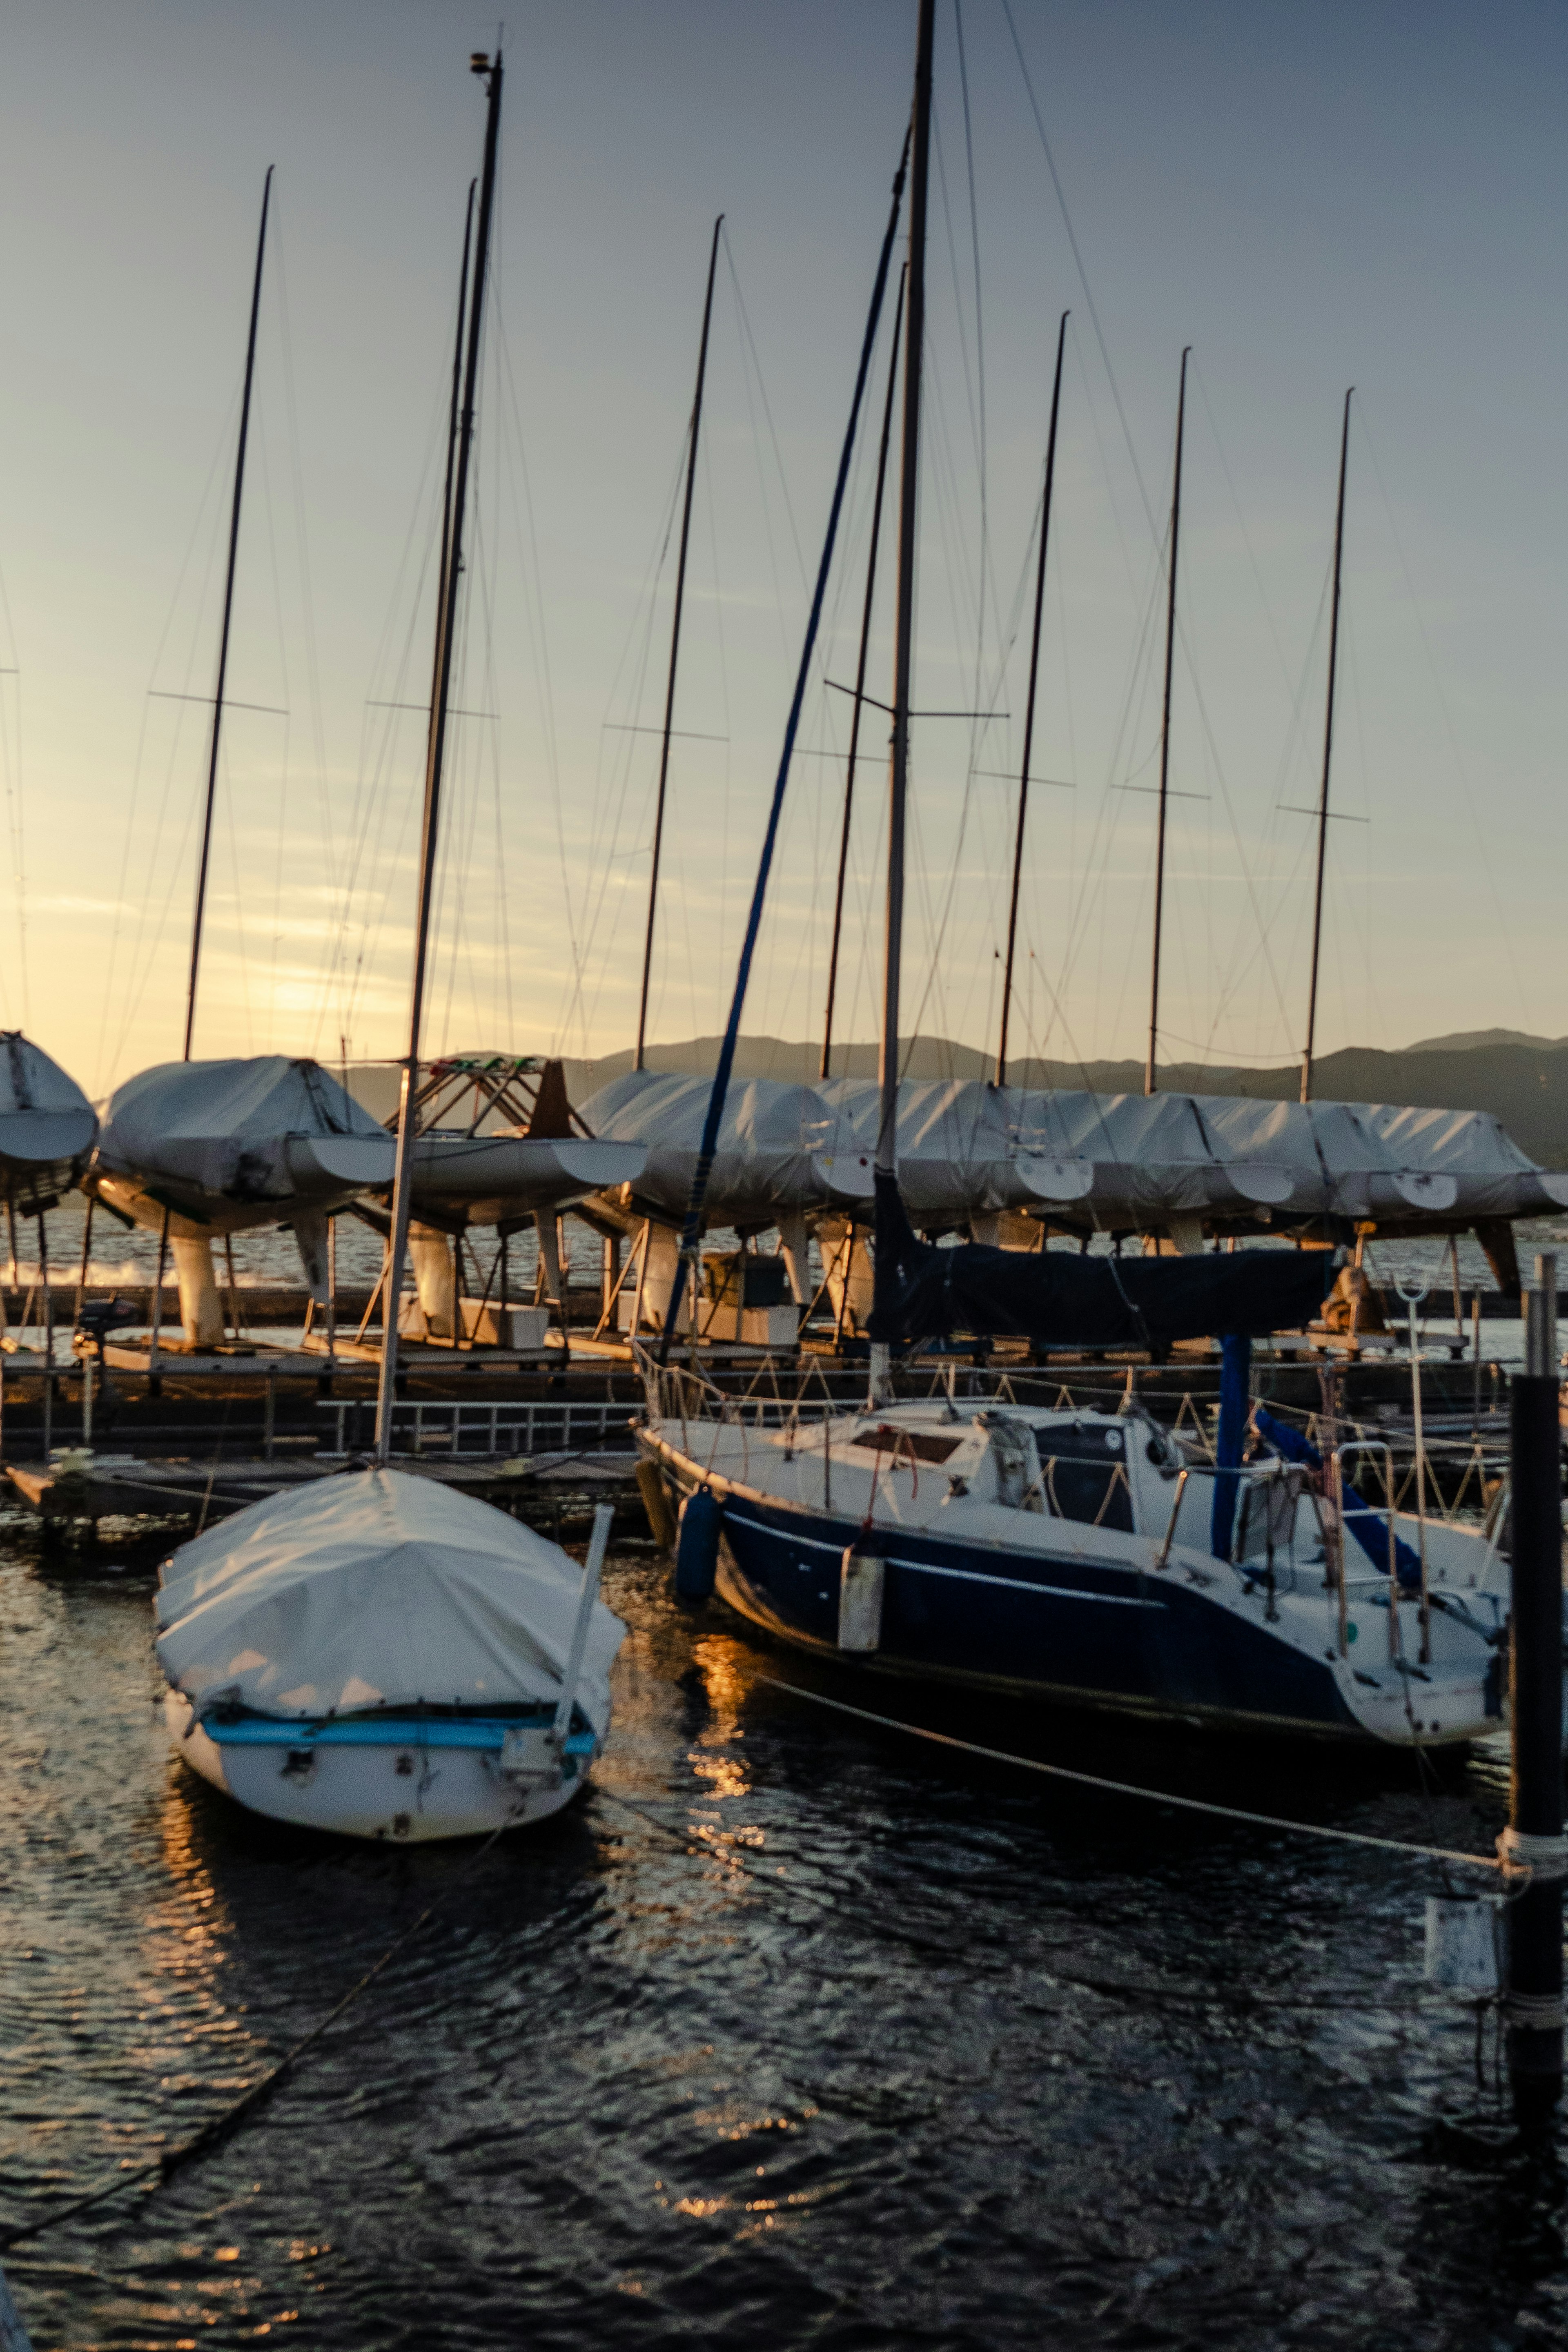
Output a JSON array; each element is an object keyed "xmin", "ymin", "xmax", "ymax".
[{"xmin": 156, "ymin": 1473, "xmax": 624, "ymax": 1840}]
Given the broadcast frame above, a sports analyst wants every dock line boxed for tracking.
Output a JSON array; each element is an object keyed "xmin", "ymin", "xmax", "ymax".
[
  {"xmin": 758, "ymin": 1678, "xmax": 1512, "ymax": 1875},
  {"xmin": 0, "ymin": 1802, "xmax": 531, "ymax": 2256}
]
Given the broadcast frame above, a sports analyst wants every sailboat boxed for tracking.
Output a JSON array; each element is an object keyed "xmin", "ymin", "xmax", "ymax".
[{"xmin": 635, "ymin": 0, "xmax": 1520, "ymax": 1747}]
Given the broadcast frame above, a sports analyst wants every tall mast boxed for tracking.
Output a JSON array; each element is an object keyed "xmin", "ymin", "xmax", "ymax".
[
  {"xmin": 995, "ymin": 308, "xmax": 1068, "ymax": 1089},
  {"xmin": 868, "ymin": 0, "xmax": 934, "ymax": 1404},
  {"xmin": 821, "ymin": 262, "xmax": 905, "ymax": 1082},
  {"xmin": 1143, "ymin": 344, "xmax": 1190, "ymax": 1098},
  {"xmin": 375, "ymin": 50, "xmax": 502, "ymax": 1462},
  {"xmin": 635, "ymin": 214, "xmax": 724, "ymax": 1071},
  {"xmin": 183, "ymin": 166, "xmax": 273, "ymax": 1061},
  {"xmin": 1301, "ymin": 387, "xmax": 1353, "ymax": 1106}
]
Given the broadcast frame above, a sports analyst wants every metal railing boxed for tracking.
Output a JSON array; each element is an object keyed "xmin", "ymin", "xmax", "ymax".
[
  {"xmin": 1332, "ymin": 1437, "xmax": 1430, "ymax": 1664},
  {"xmin": 318, "ymin": 1398, "xmax": 635, "ymax": 1459}
]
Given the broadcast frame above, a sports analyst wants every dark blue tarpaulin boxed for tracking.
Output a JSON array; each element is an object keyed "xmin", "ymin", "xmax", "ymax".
[{"xmin": 866, "ymin": 1173, "xmax": 1334, "ymax": 1353}]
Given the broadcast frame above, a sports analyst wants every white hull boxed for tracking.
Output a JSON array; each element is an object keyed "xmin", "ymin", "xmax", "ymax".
[{"xmin": 164, "ymin": 1691, "xmax": 588, "ymax": 1842}]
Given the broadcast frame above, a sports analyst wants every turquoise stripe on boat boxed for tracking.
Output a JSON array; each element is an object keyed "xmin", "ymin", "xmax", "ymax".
[{"xmin": 202, "ymin": 1715, "xmax": 595, "ymax": 1755}]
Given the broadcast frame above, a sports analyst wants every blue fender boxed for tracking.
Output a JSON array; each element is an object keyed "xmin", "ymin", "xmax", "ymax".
[{"xmin": 674, "ymin": 1486, "xmax": 722, "ymax": 1602}]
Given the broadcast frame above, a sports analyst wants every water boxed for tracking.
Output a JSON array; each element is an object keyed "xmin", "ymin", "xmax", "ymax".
[{"xmin": 3, "ymin": 1514, "xmax": 1566, "ymax": 2350}]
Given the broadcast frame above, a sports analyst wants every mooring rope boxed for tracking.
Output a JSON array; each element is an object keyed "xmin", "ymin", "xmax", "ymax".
[
  {"xmin": 0, "ymin": 1808, "xmax": 523, "ymax": 2256},
  {"xmin": 759, "ymin": 1677, "xmax": 1512, "ymax": 1875}
]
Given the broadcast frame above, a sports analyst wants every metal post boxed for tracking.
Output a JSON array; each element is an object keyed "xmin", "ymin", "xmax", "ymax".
[
  {"xmin": 326, "ymin": 1213, "xmax": 337, "ymax": 1372},
  {"xmin": 185, "ymin": 170, "xmax": 273, "ymax": 1060},
  {"xmin": 1472, "ymin": 1290, "xmax": 1483, "ymax": 1435},
  {"xmin": 822, "ymin": 263, "xmax": 906, "ymax": 1082},
  {"xmin": 1144, "ymin": 346, "xmax": 1190, "ymax": 1099},
  {"xmin": 1300, "ymin": 388, "xmax": 1352, "ymax": 1105},
  {"xmin": 997, "ymin": 307, "xmax": 1068, "ymax": 1089},
  {"xmin": 868, "ymin": 0, "xmax": 934, "ymax": 1407},
  {"xmin": 37, "ymin": 1213, "xmax": 51, "ymax": 1371},
  {"xmin": 552, "ymin": 1503, "xmax": 612, "ymax": 1744},
  {"xmin": 264, "ymin": 1367, "xmax": 276, "ymax": 1462},
  {"xmin": 1503, "ymin": 1254, "xmax": 1565, "ymax": 2127},
  {"xmin": 637, "ymin": 217, "xmax": 725, "ymax": 1073},
  {"xmin": 148, "ymin": 1207, "xmax": 169, "ymax": 1387},
  {"xmin": 375, "ymin": 53, "xmax": 503, "ymax": 1463},
  {"xmin": 1398, "ymin": 1275, "xmax": 1430, "ymax": 1615}
]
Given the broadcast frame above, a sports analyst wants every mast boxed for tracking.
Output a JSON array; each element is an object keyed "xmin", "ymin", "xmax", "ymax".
[
  {"xmin": 375, "ymin": 50, "xmax": 502, "ymax": 1462},
  {"xmin": 1143, "ymin": 344, "xmax": 1190, "ymax": 1098},
  {"xmin": 868, "ymin": 0, "xmax": 934, "ymax": 1404},
  {"xmin": 820, "ymin": 262, "xmax": 905, "ymax": 1082},
  {"xmin": 183, "ymin": 166, "xmax": 273, "ymax": 1061},
  {"xmin": 635, "ymin": 214, "xmax": 724, "ymax": 1071},
  {"xmin": 995, "ymin": 308, "xmax": 1068, "ymax": 1089},
  {"xmin": 1301, "ymin": 387, "xmax": 1353, "ymax": 1105}
]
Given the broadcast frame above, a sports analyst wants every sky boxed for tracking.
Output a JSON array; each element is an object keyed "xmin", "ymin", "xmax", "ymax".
[{"xmin": 1, "ymin": 0, "xmax": 1566, "ymax": 1101}]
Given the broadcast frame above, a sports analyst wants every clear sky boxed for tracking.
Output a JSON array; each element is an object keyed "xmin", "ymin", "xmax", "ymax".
[{"xmin": 2, "ymin": 0, "xmax": 1565, "ymax": 1100}]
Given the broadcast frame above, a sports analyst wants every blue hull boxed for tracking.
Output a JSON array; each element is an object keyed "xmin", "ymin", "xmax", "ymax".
[{"xmin": 711, "ymin": 1490, "xmax": 1362, "ymax": 1738}]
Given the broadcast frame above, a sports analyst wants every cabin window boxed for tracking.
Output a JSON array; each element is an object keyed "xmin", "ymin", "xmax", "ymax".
[{"xmin": 850, "ymin": 1423, "xmax": 964, "ymax": 1466}]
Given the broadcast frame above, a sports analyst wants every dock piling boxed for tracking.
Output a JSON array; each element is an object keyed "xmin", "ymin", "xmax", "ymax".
[{"xmin": 1504, "ymin": 1252, "xmax": 1565, "ymax": 2130}]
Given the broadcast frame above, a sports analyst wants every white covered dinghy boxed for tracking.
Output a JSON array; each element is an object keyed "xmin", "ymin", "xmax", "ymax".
[{"xmin": 156, "ymin": 1470, "xmax": 625, "ymax": 1841}]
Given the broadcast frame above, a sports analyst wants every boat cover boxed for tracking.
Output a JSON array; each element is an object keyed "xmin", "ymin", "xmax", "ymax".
[
  {"xmin": 0, "ymin": 1030, "xmax": 98, "ymax": 1200},
  {"xmin": 581, "ymin": 1069, "xmax": 873, "ymax": 1221},
  {"xmin": 866, "ymin": 1172, "xmax": 1333, "ymax": 1350},
  {"xmin": 97, "ymin": 1055, "xmax": 394, "ymax": 1202},
  {"xmin": 156, "ymin": 1469, "xmax": 625, "ymax": 1731},
  {"xmin": 594, "ymin": 1068, "xmax": 1561, "ymax": 1233}
]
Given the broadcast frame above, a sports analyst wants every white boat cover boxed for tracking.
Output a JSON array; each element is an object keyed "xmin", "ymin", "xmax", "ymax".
[
  {"xmin": 97, "ymin": 1056, "xmax": 394, "ymax": 1206},
  {"xmin": 581, "ymin": 1069, "xmax": 874, "ymax": 1222},
  {"xmin": 584, "ymin": 1069, "xmax": 1562, "ymax": 1234},
  {"xmin": 1357, "ymin": 1103, "xmax": 1568, "ymax": 1220},
  {"xmin": 156, "ymin": 1469, "xmax": 626, "ymax": 1732},
  {"xmin": 0, "ymin": 1030, "xmax": 98, "ymax": 1203}
]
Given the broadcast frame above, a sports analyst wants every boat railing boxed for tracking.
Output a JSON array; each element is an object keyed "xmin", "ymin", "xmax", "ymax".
[
  {"xmin": 1332, "ymin": 1438, "xmax": 1429, "ymax": 1664},
  {"xmin": 1152, "ymin": 1458, "xmax": 1288, "ymax": 1574}
]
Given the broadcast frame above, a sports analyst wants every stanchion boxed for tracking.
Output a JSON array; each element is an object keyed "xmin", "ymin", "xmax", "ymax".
[{"xmin": 1503, "ymin": 1252, "xmax": 1565, "ymax": 2132}]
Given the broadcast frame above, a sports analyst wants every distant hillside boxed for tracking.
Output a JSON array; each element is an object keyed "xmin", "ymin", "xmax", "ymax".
[
  {"xmin": 1406, "ymin": 1027, "xmax": 1568, "ymax": 1054},
  {"xmin": 344, "ymin": 1034, "xmax": 1568, "ymax": 1170}
]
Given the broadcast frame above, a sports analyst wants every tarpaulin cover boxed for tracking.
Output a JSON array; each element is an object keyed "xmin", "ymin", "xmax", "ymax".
[
  {"xmin": 0, "ymin": 1029, "xmax": 98, "ymax": 1197},
  {"xmin": 866, "ymin": 1173, "xmax": 1333, "ymax": 1350},
  {"xmin": 581, "ymin": 1069, "xmax": 872, "ymax": 1219},
  {"xmin": 99, "ymin": 1055, "xmax": 387, "ymax": 1201},
  {"xmin": 156, "ymin": 1468, "xmax": 626, "ymax": 1731}
]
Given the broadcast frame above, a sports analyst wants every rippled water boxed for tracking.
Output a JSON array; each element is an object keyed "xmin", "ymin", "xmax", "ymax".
[{"xmin": 3, "ymin": 1511, "xmax": 1566, "ymax": 2350}]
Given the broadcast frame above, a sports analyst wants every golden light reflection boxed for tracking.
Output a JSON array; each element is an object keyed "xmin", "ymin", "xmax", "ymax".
[
  {"xmin": 687, "ymin": 1637, "xmax": 757, "ymax": 1866},
  {"xmin": 691, "ymin": 1638, "xmax": 751, "ymax": 1753}
]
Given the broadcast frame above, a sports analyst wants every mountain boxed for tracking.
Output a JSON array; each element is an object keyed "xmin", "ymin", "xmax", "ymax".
[
  {"xmin": 1405, "ymin": 1028, "xmax": 1568, "ymax": 1054},
  {"xmin": 343, "ymin": 1033, "xmax": 1568, "ymax": 1171}
]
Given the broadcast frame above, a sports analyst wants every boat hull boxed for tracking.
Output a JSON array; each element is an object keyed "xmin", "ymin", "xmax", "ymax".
[
  {"xmin": 164, "ymin": 1692, "xmax": 589, "ymax": 1841},
  {"xmin": 646, "ymin": 1437, "xmax": 1501, "ymax": 1746}
]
